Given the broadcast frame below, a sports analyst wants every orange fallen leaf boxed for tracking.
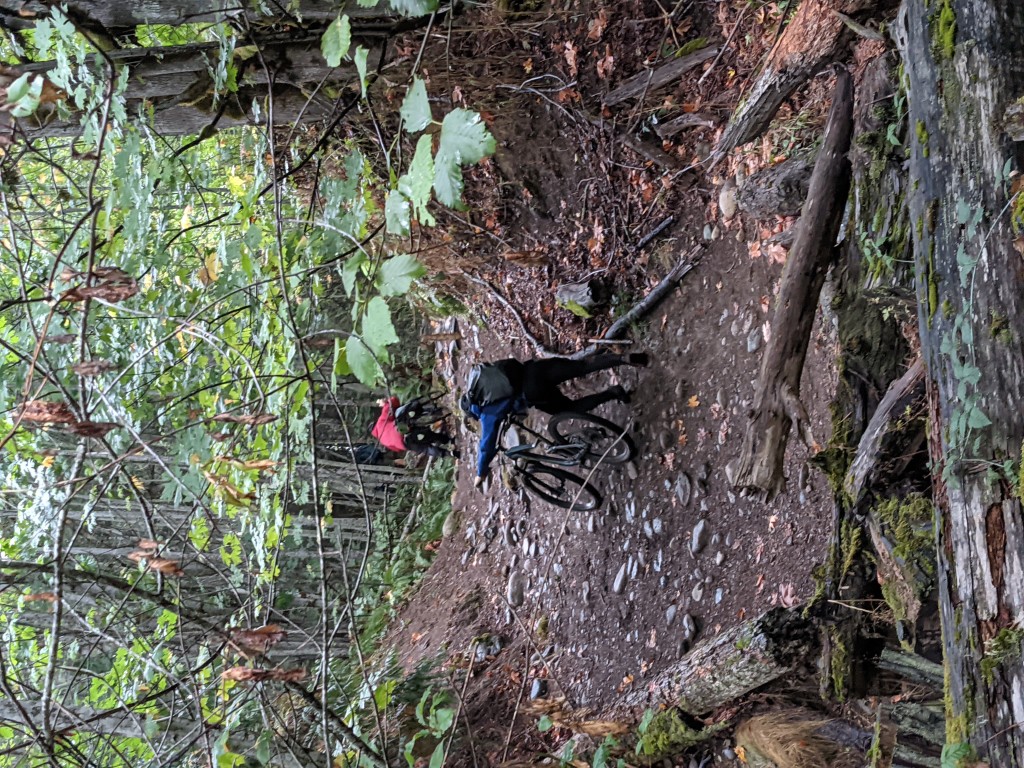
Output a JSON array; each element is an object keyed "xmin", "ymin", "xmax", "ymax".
[{"xmin": 687, "ymin": 395, "xmax": 700, "ymax": 408}]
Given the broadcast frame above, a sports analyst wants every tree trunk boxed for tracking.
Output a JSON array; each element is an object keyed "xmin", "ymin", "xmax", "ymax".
[
  {"xmin": 729, "ymin": 70, "xmax": 854, "ymax": 497},
  {"xmin": 618, "ymin": 608, "xmax": 817, "ymax": 716},
  {"xmin": 893, "ymin": 0, "xmax": 1024, "ymax": 761},
  {"xmin": 713, "ymin": 0, "xmax": 886, "ymax": 157}
]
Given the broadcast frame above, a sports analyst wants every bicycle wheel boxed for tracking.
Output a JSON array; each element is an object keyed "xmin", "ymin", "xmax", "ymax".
[
  {"xmin": 547, "ymin": 412, "xmax": 636, "ymax": 465},
  {"xmin": 519, "ymin": 464, "xmax": 602, "ymax": 511}
]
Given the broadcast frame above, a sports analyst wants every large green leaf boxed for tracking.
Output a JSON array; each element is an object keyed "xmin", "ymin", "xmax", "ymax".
[
  {"xmin": 321, "ymin": 15, "xmax": 351, "ymax": 67},
  {"xmin": 437, "ymin": 108, "xmax": 495, "ymax": 165},
  {"xmin": 361, "ymin": 297, "xmax": 399, "ymax": 356},
  {"xmin": 399, "ymin": 134, "xmax": 436, "ymax": 226},
  {"xmin": 345, "ymin": 337, "xmax": 381, "ymax": 386},
  {"xmin": 400, "ymin": 77, "xmax": 432, "ymax": 133},
  {"xmin": 385, "ymin": 190, "xmax": 411, "ymax": 237},
  {"xmin": 432, "ymin": 150, "xmax": 465, "ymax": 209},
  {"xmin": 387, "ymin": 0, "xmax": 440, "ymax": 16},
  {"xmin": 377, "ymin": 254, "xmax": 426, "ymax": 297}
]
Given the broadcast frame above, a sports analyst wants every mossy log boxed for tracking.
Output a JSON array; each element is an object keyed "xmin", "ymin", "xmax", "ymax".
[
  {"xmin": 893, "ymin": 0, "xmax": 1024, "ymax": 762},
  {"xmin": 877, "ymin": 647, "xmax": 944, "ymax": 690},
  {"xmin": 618, "ymin": 608, "xmax": 817, "ymax": 716},
  {"xmin": 844, "ymin": 359, "xmax": 927, "ymax": 509},
  {"xmin": 730, "ymin": 71, "xmax": 853, "ymax": 497}
]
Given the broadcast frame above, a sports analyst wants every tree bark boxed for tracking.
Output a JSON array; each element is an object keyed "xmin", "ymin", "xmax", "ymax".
[
  {"xmin": 618, "ymin": 608, "xmax": 817, "ymax": 716},
  {"xmin": 729, "ymin": 70, "xmax": 854, "ymax": 497},
  {"xmin": 603, "ymin": 45, "xmax": 720, "ymax": 107},
  {"xmin": 713, "ymin": 0, "xmax": 885, "ymax": 157},
  {"xmin": 893, "ymin": 0, "xmax": 1024, "ymax": 761},
  {"xmin": 843, "ymin": 358, "xmax": 927, "ymax": 509}
]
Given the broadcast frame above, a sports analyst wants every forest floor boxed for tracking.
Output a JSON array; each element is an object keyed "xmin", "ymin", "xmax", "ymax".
[{"xmin": 377, "ymin": 0, "xmax": 879, "ymax": 763}]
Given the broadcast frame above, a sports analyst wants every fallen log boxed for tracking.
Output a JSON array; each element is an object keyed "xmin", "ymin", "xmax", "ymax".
[
  {"xmin": 618, "ymin": 608, "xmax": 817, "ymax": 716},
  {"xmin": 729, "ymin": 70, "xmax": 854, "ymax": 497},
  {"xmin": 603, "ymin": 45, "xmax": 720, "ymax": 107},
  {"xmin": 877, "ymin": 647, "xmax": 943, "ymax": 691},
  {"xmin": 654, "ymin": 112, "xmax": 717, "ymax": 140},
  {"xmin": 714, "ymin": 0, "xmax": 887, "ymax": 158},
  {"xmin": 894, "ymin": 0, "xmax": 1024, "ymax": 761},
  {"xmin": 843, "ymin": 359, "xmax": 927, "ymax": 509},
  {"xmin": 573, "ymin": 246, "xmax": 702, "ymax": 359}
]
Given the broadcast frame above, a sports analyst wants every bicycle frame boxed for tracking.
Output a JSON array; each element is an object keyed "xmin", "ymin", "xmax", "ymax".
[{"xmin": 498, "ymin": 415, "xmax": 589, "ymax": 469}]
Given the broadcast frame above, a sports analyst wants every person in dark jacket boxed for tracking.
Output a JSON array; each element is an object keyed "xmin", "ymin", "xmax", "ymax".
[{"xmin": 462, "ymin": 352, "xmax": 648, "ymax": 485}]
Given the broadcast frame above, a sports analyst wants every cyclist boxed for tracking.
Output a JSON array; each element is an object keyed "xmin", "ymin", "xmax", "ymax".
[
  {"xmin": 460, "ymin": 352, "xmax": 649, "ymax": 487},
  {"xmin": 373, "ymin": 396, "xmax": 459, "ymax": 459}
]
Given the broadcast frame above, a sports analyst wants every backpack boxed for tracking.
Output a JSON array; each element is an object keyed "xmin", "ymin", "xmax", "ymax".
[{"xmin": 464, "ymin": 361, "xmax": 517, "ymax": 408}]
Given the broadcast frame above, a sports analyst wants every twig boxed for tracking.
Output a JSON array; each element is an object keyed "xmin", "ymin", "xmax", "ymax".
[
  {"xmin": 500, "ymin": 647, "xmax": 531, "ymax": 763},
  {"xmin": 634, "ymin": 214, "xmax": 675, "ymax": 251},
  {"xmin": 698, "ymin": 4, "xmax": 753, "ymax": 86},
  {"xmin": 572, "ymin": 245, "xmax": 702, "ymax": 358},
  {"xmin": 461, "ymin": 272, "xmax": 557, "ymax": 357}
]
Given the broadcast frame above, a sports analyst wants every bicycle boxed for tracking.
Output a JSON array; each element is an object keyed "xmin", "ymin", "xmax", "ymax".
[{"xmin": 494, "ymin": 411, "xmax": 636, "ymax": 511}]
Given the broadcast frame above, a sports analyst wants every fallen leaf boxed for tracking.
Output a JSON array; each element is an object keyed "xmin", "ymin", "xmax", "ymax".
[
  {"xmin": 779, "ymin": 583, "xmax": 798, "ymax": 607},
  {"xmin": 222, "ymin": 666, "xmax": 306, "ymax": 683},
  {"xmin": 587, "ymin": 9, "xmax": 609, "ymax": 40},
  {"xmin": 128, "ymin": 551, "xmax": 184, "ymax": 577},
  {"xmin": 71, "ymin": 360, "xmax": 116, "ymax": 376},
  {"xmin": 231, "ymin": 624, "xmax": 286, "ymax": 655},
  {"xmin": 595, "ymin": 45, "xmax": 614, "ymax": 80},
  {"xmin": 677, "ymin": 429, "xmax": 687, "ymax": 447},
  {"xmin": 563, "ymin": 41, "xmax": 579, "ymax": 77},
  {"xmin": 67, "ymin": 421, "xmax": 119, "ymax": 438},
  {"xmin": 616, "ymin": 674, "xmax": 634, "ymax": 693},
  {"xmin": 768, "ymin": 514, "xmax": 779, "ymax": 532},
  {"xmin": 687, "ymin": 395, "xmax": 700, "ymax": 408},
  {"xmin": 646, "ymin": 628, "xmax": 657, "ymax": 648},
  {"xmin": 19, "ymin": 400, "xmax": 75, "ymax": 424},
  {"xmin": 755, "ymin": 573, "xmax": 765, "ymax": 593},
  {"xmin": 523, "ymin": 57, "xmax": 534, "ymax": 74},
  {"xmin": 24, "ymin": 592, "xmax": 58, "ymax": 602},
  {"xmin": 211, "ymin": 412, "xmax": 277, "ymax": 426}
]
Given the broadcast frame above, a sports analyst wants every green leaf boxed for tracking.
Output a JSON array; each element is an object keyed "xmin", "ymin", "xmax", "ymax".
[
  {"xmin": 6, "ymin": 72, "xmax": 32, "ymax": 103},
  {"xmin": 967, "ymin": 406, "xmax": 992, "ymax": 430},
  {"xmin": 537, "ymin": 715, "xmax": 553, "ymax": 733},
  {"xmin": 399, "ymin": 134, "xmax": 436, "ymax": 226},
  {"xmin": 361, "ymin": 296, "xmax": 399, "ymax": 355},
  {"xmin": 385, "ymin": 190, "xmax": 411, "ymax": 237},
  {"xmin": 358, "ymin": 0, "xmax": 380, "ymax": 6},
  {"xmin": 438, "ymin": 109, "xmax": 496, "ymax": 166},
  {"xmin": 560, "ymin": 299, "xmax": 592, "ymax": 318},
  {"xmin": 377, "ymin": 254, "xmax": 425, "ymax": 296},
  {"xmin": 941, "ymin": 742, "xmax": 975, "ymax": 768},
  {"xmin": 255, "ymin": 732, "xmax": 272, "ymax": 765},
  {"xmin": 354, "ymin": 46, "xmax": 370, "ymax": 97},
  {"xmin": 431, "ymin": 706, "xmax": 454, "ymax": 734},
  {"xmin": 432, "ymin": 151, "xmax": 465, "ymax": 209},
  {"xmin": 387, "ymin": 0, "xmax": 440, "ymax": 16},
  {"xmin": 955, "ymin": 199, "xmax": 971, "ymax": 225},
  {"xmin": 346, "ymin": 337, "xmax": 380, "ymax": 386},
  {"xmin": 400, "ymin": 77, "xmax": 432, "ymax": 133},
  {"xmin": 342, "ymin": 252, "xmax": 367, "ymax": 295},
  {"xmin": 374, "ymin": 679, "xmax": 398, "ymax": 711},
  {"xmin": 321, "ymin": 15, "xmax": 352, "ymax": 67},
  {"xmin": 428, "ymin": 743, "xmax": 445, "ymax": 768}
]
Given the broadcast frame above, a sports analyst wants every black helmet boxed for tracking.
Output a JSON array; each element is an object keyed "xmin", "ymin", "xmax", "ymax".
[{"xmin": 459, "ymin": 392, "xmax": 473, "ymax": 413}]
